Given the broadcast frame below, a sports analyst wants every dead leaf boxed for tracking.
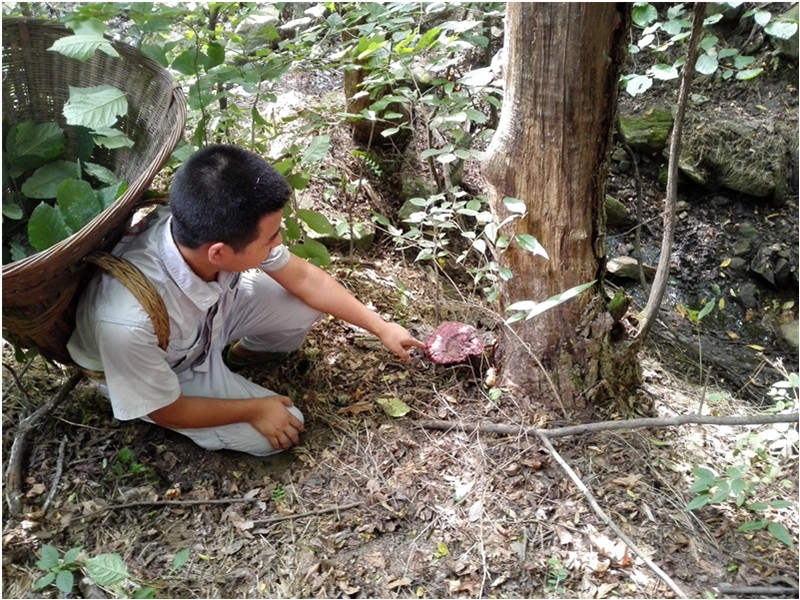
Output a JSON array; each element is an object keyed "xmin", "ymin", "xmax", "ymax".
[
  {"xmin": 468, "ymin": 500, "xmax": 483, "ymax": 522},
  {"xmin": 596, "ymin": 582, "xmax": 619, "ymax": 598},
  {"xmin": 387, "ymin": 577, "xmax": 412, "ymax": 590},
  {"xmin": 611, "ymin": 473, "xmax": 639, "ymax": 488},
  {"xmin": 337, "ymin": 401, "xmax": 373, "ymax": 416}
]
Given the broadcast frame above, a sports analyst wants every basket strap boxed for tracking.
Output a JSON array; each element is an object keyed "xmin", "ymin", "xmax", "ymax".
[{"xmin": 83, "ymin": 251, "xmax": 170, "ymax": 352}]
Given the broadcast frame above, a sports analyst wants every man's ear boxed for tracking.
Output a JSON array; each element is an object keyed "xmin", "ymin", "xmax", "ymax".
[{"xmin": 207, "ymin": 241, "xmax": 233, "ymax": 266}]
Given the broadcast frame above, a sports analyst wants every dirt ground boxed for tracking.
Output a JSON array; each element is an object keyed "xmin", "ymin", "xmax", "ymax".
[{"xmin": 3, "ymin": 7, "xmax": 799, "ymax": 600}]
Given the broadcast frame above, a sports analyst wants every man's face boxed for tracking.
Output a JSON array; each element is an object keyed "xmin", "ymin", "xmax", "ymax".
[{"xmin": 228, "ymin": 211, "xmax": 283, "ymax": 271}]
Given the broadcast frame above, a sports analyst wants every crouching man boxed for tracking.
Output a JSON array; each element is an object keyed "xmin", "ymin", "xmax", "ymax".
[{"xmin": 68, "ymin": 144, "xmax": 424, "ymax": 456}]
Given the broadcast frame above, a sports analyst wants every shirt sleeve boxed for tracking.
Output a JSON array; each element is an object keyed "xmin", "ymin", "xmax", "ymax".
[
  {"xmin": 259, "ymin": 244, "xmax": 291, "ymax": 272},
  {"xmin": 95, "ymin": 319, "xmax": 182, "ymax": 421}
]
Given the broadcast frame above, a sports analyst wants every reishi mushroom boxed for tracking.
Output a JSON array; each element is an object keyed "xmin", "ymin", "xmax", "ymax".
[{"xmin": 425, "ymin": 321, "xmax": 484, "ymax": 364}]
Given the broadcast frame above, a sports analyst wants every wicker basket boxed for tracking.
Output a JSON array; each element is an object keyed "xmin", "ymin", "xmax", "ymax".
[{"xmin": 2, "ymin": 18, "xmax": 185, "ymax": 364}]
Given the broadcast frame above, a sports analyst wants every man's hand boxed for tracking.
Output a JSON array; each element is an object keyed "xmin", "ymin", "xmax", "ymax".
[
  {"xmin": 376, "ymin": 322, "xmax": 425, "ymax": 361},
  {"xmin": 251, "ymin": 396, "xmax": 305, "ymax": 451}
]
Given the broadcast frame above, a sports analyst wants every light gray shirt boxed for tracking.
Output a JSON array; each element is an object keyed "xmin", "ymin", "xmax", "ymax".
[{"xmin": 67, "ymin": 207, "xmax": 290, "ymax": 421}]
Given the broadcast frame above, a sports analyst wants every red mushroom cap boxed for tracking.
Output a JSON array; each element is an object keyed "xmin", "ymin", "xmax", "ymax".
[{"xmin": 425, "ymin": 321, "xmax": 484, "ymax": 364}]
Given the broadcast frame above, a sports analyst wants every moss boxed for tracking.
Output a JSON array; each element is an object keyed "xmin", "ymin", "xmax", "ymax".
[{"xmin": 619, "ymin": 108, "xmax": 674, "ymax": 154}]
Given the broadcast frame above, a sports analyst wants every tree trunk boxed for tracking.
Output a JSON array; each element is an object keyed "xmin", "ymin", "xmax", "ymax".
[{"xmin": 482, "ymin": 3, "xmax": 638, "ymax": 412}]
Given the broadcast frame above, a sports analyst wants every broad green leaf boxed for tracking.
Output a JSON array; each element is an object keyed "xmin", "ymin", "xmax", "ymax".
[
  {"xmin": 55, "ymin": 570, "xmax": 75, "ymax": 594},
  {"xmin": 84, "ymin": 553, "xmax": 130, "ymax": 586},
  {"xmin": 140, "ymin": 44, "xmax": 168, "ymax": 67},
  {"xmin": 92, "ymin": 128, "xmax": 135, "ymax": 149},
  {"xmin": 632, "ymin": 3, "xmax": 658, "ymax": 27},
  {"xmin": 380, "ymin": 127, "xmax": 401, "ymax": 137},
  {"xmin": 700, "ymin": 35, "xmax": 719, "ymax": 52},
  {"xmin": 48, "ymin": 19, "xmax": 119, "ymax": 61},
  {"xmin": 769, "ymin": 500, "xmax": 793, "ymax": 509},
  {"xmin": 503, "ymin": 197, "xmax": 526, "ymax": 214},
  {"xmin": 765, "ymin": 21, "xmax": 798, "ymax": 40},
  {"xmin": 83, "ymin": 162, "xmax": 119, "ymax": 186},
  {"xmin": 649, "ymin": 63, "xmax": 679, "ymax": 80},
  {"xmin": 768, "ymin": 522, "xmax": 795, "ymax": 547},
  {"xmin": 736, "ymin": 68, "xmax": 763, "ymax": 80},
  {"xmin": 37, "ymin": 545, "xmax": 61, "ymax": 571},
  {"xmin": 625, "ymin": 74, "xmax": 652, "ymax": 96},
  {"xmin": 697, "ymin": 299, "xmax": 715, "ymax": 320},
  {"xmin": 2, "ymin": 202, "xmax": 24, "ymax": 219},
  {"xmin": 172, "ymin": 549, "xmax": 191, "ymax": 571},
  {"xmin": 97, "ymin": 180, "xmax": 127, "ymax": 210},
  {"xmin": 734, "ymin": 55, "xmax": 755, "ymax": 69},
  {"xmin": 736, "ymin": 520, "xmax": 769, "ymax": 531},
  {"xmin": 28, "ymin": 202, "xmax": 72, "ymax": 252},
  {"xmin": 685, "ymin": 495, "xmax": 710, "ymax": 511},
  {"xmin": 515, "ymin": 233, "xmax": 548, "ymax": 259},
  {"xmin": 289, "ymin": 239, "xmax": 330, "ymax": 266},
  {"xmin": 377, "ymin": 397, "xmax": 411, "ymax": 418},
  {"xmin": 171, "ymin": 49, "xmax": 201, "ymax": 76},
  {"xmin": 754, "ymin": 11, "xmax": 772, "ymax": 27},
  {"xmin": 33, "ymin": 572, "xmax": 56, "ymax": 591},
  {"xmin": 703, "ymin": 13, "xmax": 723, "ymax": 26},
  {"xmin": 464, "ymin": 108, "xmax": 486, "ymax": 124},
  {"xmin": 205, "ymin": 41, "xmax": 225, "ymax": 70},
  {"xmin": 63, "ymin": 547, "xmax": 82, "ymax": 565},
  {"xmin": 301, "ymin": 135, "xmax": 330, "ymax": 165},
  {"xmin": 57, "ymin": 179, "xmax": 102, "ymax": 232},
  {"xmin": 6, "ymin": 122, "xmax": 65, "ymax": 173},
  {"xmin": 63, "ymin": 85, "xmax": 127, "ymax": 130},
  {"xmin": 695, "ymin": 54, "xmax": 719, "ymax": 75},
  {"xmin": 286, "ymin": 171, "xmax": 310, "ymax": 190},
  {"xmin": 297, "ymin": 209, "xmax": 335, "ymax": 235},
  {"xmin": 21, "ymin": 161, "xmax": 79, "ymax": 199},
  {"xmin": 746, "ymin": 502, "xmax": 768, "ymax": 511}
]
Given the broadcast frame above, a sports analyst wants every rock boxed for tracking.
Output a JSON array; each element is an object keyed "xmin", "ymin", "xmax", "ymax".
[
  {"xmin": 619, "ymin": 109, "xmax": 674, "ymax": 154},
  {"xmin": 732, "ymin": 239, "xmax": 752, "ymax": 257},
  {"xmin": 750, "ymin": 243, "xmax": 797, "ymax": 288},
  {"xmin": 605, "ymin": 195, "xmax": 634, "ymax": 227},
  {"xmin": 778, "ymin": 320, "xmax": 799, "ymax": 349},
  {"xmin": 737, "ymin": 222, "xmax": 759, "ymax": 238},
  {"xmin": 733, "ymin": 282, "xmax": 759, "ymax": 309},
  {"xmin": 607, "ymin": 256, "xmax": 656, "ymax": 281}
]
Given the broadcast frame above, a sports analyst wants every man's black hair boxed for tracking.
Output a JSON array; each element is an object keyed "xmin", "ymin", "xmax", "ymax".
[{"xmin": 170, "ymin": 145, "xmax": 290, "ymax": 252}]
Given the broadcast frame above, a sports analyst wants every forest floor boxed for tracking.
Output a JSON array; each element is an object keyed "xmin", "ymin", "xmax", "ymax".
[{"xmin": 2, "ymin": 13, "xmax": 799, "ymax": 600}]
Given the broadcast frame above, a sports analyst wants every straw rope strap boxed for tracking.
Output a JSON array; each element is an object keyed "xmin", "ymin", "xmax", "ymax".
[{"xmin": 83, "ymin": 252, "xmax": 170, "ymax": 352}]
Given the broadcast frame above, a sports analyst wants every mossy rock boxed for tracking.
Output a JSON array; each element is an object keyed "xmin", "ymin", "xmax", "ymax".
[{"xmin": 619, "ymin": 109, "xmax": 674, "ymax": 154}]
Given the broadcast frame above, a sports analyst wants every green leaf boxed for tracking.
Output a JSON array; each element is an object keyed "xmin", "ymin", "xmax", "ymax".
[
  {"xmin": 735, "ymin": 68, "xmax": 763, "ymax": 80},
  {"xmin": 625, "ymin": 74, "xmax": 652, "ymax": 96},
  {"xmin": 695, "ymin": 54, "xmax": 719, "ymax": 75},
  {"xmin": 769, "ymin": 500, "xmax": 793, "ymax": 509},
  {"xmin": 765, "ymin": 21, "xmax": 798, "ymax": 40},
  {"xmin": 632, "ymin": 3, "xmax": 658, "ymax": 27},
  {"xmin": 515, "ymin": 233, "xmax": 549, "ymax": 259},
  {"xmin": 301, "ymin": 135, "xmax": 331, "ymax": 165},
  {"xmin": 37, "ymin": 545, "xmax": 61, "ymax": 571},
  {"xmin": 6, "ymin": 121, "xmax": 65, "ymax": 173},
  {"xmin": 685, "ymin": 495, "xmax": 710, "ymax": 511},
  {"xmin": 289, "ymin": 239, "xmax": 330, "ymax": 266},
  {"xmin": 21, "ymin": 161, "xmax": 80, "ymax": 199},
  {"xmin": 57, "ymin": 179, "xmax": 102, "ymax": 232},
  {"xmin": 171, "ymin": 49, "xmax": 201, "ymax": 76},
  {"xmin": 697, "ymin": 299, "xmax": 715, "ymax": 320},
  {"xmin": 63, "ymin": 85, "xmax": 128, "ymax": 130},
  {"xmin": 737, "ymin": 520, "xmax": 769, "ymax": 532},
  {"xmin": 92, "ymin": 128, "xmax": 135, "ymax": 149},
  {"xmin": 746, "ymin": 502, "xmax": 768, "ymax": 511},
  {"xmin": 377, "ymin": 397, "xmax": 411, "ymax": 418},
  {"xmin": 767, "ymin": 522, "xmax": 795, "ymax": 547},
  {"xmin": 205, "ymin": 41, "xmax": 225, "ymax": 70},
  {"xmin": 2, "ymin": 202, "xmax": 24, "ymax": 219},
  {"xmin": 28, "ymin": 202, "xmax": 72, "ymax": 251},
  {"xmin": 506, "ymin": 281, "xmax": 596, "ymax": 322},
  {"xmin": 649, "ymin": 63, "xmax": 679, "ymax": 80},
  {"xmin": 55, "ymin": 570, "xmax": 75, "ymax": 594},
  {"xmin": 84, "ymin": 553, "xmax": 130, "ymax": 586},
  {"xmin": 48, "ymin": 19, "xmax": 119, "ymax": 61},
  {"xmin": 63, "ymin": 547, "xmax": 82, "ymax": 565},
  {"xmin": 171, "ymin": 549, "xmax": 191, "ymax": 571},
  {"xmin": 754, "ymin": 11, "xmax": 772, "ymax": 27},
  {"xmin": 83, "ymin": 162, "xmax": 119, "ymax": 186},
  {"xmin": 503, "ymin": 197, "xmax": 526, "ymax": 214},
  {"xmin": 33, "ymin": 572, "xmax": 56, "ymax": 591},
  {"xmin": 297, "ymin": 209, "xmax": 335, "ymax": 235}
]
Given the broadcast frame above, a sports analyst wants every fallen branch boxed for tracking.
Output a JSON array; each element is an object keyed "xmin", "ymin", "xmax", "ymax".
[
  {"xmin": 537, "ymin": 433, "xmax": 689, "ymax": 599},
  {"xmin": 252, "ymin": 501, "xmax": 363, "ymax": 527},
  {"xmin": 79, "ymin": 496, "xmax": 263, "ymax": 521},
  {"xmin": 418, "ymin": 411, "xmax": 799, "ymax": 440},
  {"xmin": 42, "ymin": 436, "xmax": 68, "ymax": 515},
  {"xmin": 713, "ymin": 585, "xmax": 799, "ymax": 597},
  {"xmin": 4, "ymin": 369, "xmax": 84, "ymax": 517}
]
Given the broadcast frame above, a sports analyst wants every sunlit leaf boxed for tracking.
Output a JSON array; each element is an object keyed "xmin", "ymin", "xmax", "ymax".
[
  {"xmin": 377, "ymin": 397, "xmax": 411, "ymax": 418},
  {"xmin": 768, "ymin": 522, "xmax": 795, "ymax": 547},
  {"xmin": 63, "ymin": 85, "xmax": 127, "ymax": 130},
  {"xmin": 85, "ymin": 553, "xmax": 130, "ymax": 586},
  {"xmin": 515, "ymin": 233, "xmax": 548, "ymax": 258}
]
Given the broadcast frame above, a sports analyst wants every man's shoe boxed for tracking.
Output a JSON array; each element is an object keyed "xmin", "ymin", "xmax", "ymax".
[{"xmin": 225, "ymin": 340, "xmax": 291, "ymax": 370}]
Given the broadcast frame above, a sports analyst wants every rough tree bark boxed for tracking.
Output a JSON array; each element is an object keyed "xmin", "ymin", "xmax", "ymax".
[{"xmin": 482, "ymin": 3, "xmax": 638, "ymax": 412}]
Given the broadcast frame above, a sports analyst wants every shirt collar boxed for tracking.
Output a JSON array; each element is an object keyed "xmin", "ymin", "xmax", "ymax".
[{"xmin": 159, "ymin": 216, "xmax": 237, "ymax": 311}]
